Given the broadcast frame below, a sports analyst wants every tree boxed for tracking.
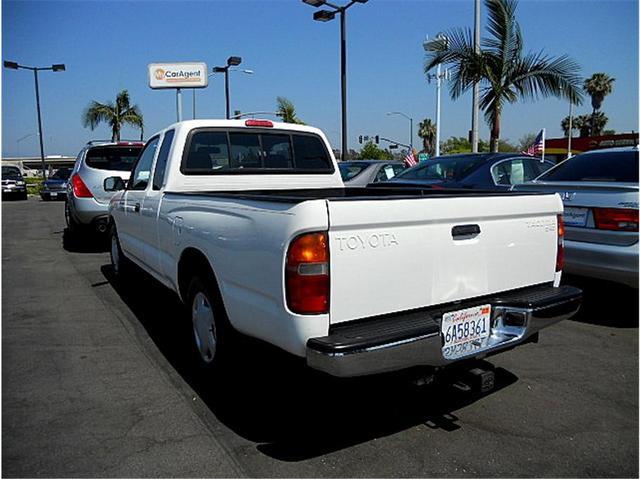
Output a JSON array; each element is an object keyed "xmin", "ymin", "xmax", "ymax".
[
  {"xmin": 583, "ymin": 73, "xmax": 615, "ymax": 135},
  {"xmin": 424, "ymin": 0, "xmax": 582, "ymax": 152},
  {"xmin": 417, "ymin": 118, "xmax": 437, "ymax": 156},
  {"xmin": 602, "ymin": 129, "xmax": 616, "ymax": 136},
  {"xmin": 82, "ymin": 90, "xmax": 143, "ymax": 142},
  {"xmin": 275, "ymin": 96, "xmax": 305, "ymax": 124},
  {"xmin": 589, "ymin": 111, "xmax": 609, "ymax": 136},
  {"xmin": 517, "ymin": 133, "xmax": 537, "ymax": 151},
  {"xmin": 573, "ymin": 114, "xmax": 592, "ymax": 137},
  {"xmin": 359, "ymin": 141, "xmax": 393, "ymax": 160},
  {"xmin": 561, "ymin": 116, "xmax": 574, "ymax": 137}
]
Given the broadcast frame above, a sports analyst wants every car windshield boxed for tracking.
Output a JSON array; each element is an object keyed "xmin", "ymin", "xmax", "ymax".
[
  {"xmin": 51, "ymin": 168, "xmax": 71, "ymax": 180},
  {"xmin": 339, "ymin": 162, "xmax": 370, "ymax": 181},
  {"xmin": 539, "ymin": 150, "xmax": 639, "ymax": 182},
  {"xmin": 2, "ymin": 166, "xmax": 22, "ymax": 179},
  {"xmin": 395, "ymin": 155, "xmax": 486, "ymax": 181},
  {"xmin": 85, "ymin": 146, "xmax": 142, "ymax": 171}
]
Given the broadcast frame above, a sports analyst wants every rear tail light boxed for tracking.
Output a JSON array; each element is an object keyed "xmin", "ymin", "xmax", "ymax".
[
  {"xmin": 593, "ymin": 208, "xmax": 639, "ymax": 231},
  {"xmin": 245, "ymin": 119, "xmax": 273, "ymax": 128},
  {"xmin": 285, "ymin": 232, "xmax": 329, "ymax": 314},
  {"xmin": 71, "ymin": 174, "xmax": 93, "ymax": 198},
  {"xmin": 556, "ymin": 214, "xmax": 564, "ymax": 272}
]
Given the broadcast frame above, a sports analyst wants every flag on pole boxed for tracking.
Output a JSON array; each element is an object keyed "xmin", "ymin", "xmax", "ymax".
[
  {"xmin": 522, "ymin": 129, "xmax": 545, "ymax": 157},
  {"xmin": 404, "ymin": 150, "xmax": 418, "ymax": 167}
]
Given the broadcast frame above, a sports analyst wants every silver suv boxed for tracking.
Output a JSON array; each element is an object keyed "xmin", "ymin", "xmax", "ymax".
[{"xmin": 66, "ymin": 140, "xmax": 144, "ymax": 234}]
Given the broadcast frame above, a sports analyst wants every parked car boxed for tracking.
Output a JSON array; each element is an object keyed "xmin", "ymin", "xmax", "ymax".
[
  {"xmin": 41, "ymin": 167, "xmax": 72, "ymax": 201},
  {"xmin": 66, "ymin": 140, "xmax": 144, "ymax": 234},
  {"xmin": 1, "ymin": 166, "xmax": 27, "ymax": 200},
  {"xmin": 514, "ymin": 147, "xmax": 638, "ymax": 287},
  {"xmin": 339, "ymin": 160, "xmax": 406, "ymax": 186},
  {"xmin": 106, "ymin": 119, "xmax": 581, "ymax": 379},
  {"xmin": 386, "ymin": 153, "xmax": 555, "ymax": 189}
]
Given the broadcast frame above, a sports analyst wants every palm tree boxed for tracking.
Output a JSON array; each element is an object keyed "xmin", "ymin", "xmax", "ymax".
[
  {"xmin": 276, "ymin": 97, "xmax": 305, "ymax": 124},
  {"xmin": 571, "ymin": 114, "xmax": 592, "ymax": 137},
  {"xmin": 583, "ymin": 73, "xmax": 615, "ymax": 135},
  {"xmin": 82, "ymin": 90, "xmax": 143, "ymax": 142},
  {"xmin": 417, "ymin": 118, "xmax": 436, "ymax": 156},
  {"xmin": 561, "ymin": 116, "xmax": 574, "ymax": 137},
  {"xmin": 424, "ymin": 0, "xmax": 583, "ymax": 152},
  {"xmin": 589, "ymin": 111, "xmax": 609, "ymax": 136}
]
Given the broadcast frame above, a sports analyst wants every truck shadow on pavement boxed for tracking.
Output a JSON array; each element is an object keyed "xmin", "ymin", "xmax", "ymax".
[
  {"xmin": 562, "ymin": 275, "xmax": 638, "ymax": 328},
  {"xmin": 101, "ymin": 265, "xmax": 519, "ymax": 462},
  {"xmin": 62, "ymin": 228, "xmax": 109, "ymax": 253}
]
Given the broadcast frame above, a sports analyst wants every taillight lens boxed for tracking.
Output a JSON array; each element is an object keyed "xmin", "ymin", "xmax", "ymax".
[
  {"xmin": 593, "ymin": 208, "xmax": 639, "ymax": 231},
  {"xmin": 245, "ymin": 119, "xmax": 273, "ymax": 128},
  {"xmin": 556, "ymin": 214, "xmax": 564, "ymax": 272},
  {"xmin": 285, "ymin": 232, "xmax": 329, "ymax": 314},
  {"xmin": 71, "ymin": 174, "xmax": 93, "ymax": 198}
]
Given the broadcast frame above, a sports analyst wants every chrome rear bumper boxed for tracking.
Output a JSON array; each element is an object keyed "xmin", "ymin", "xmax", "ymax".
[{"xmin": 307, "ymin": 284, "xmax": 582, "ymax": 377}]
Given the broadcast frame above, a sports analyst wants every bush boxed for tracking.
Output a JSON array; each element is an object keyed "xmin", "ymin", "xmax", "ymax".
[{"xmin": 25, "ymin": 177, "xmax": 43, "ymax": 195}]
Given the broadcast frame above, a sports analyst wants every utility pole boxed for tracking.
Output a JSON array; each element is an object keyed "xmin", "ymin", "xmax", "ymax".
[{"xmin": 471, "ymin": 0, "xmax": 480, "ymax": 152}]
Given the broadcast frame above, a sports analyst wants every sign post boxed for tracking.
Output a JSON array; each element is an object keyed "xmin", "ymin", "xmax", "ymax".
[{"xmin": 148, "ymin": 62, "xmax": 208, "ymax": 122}]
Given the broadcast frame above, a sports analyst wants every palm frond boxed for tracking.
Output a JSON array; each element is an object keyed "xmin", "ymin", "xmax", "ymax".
[
  {"xmin": 482, "ymin": 0, "xmax": 522, "ymax": 72},
  {"xmin": 509, "ymin": 52, "xmax": 583, "ymax": 105},
  {"xmin": 82, "ymin": 101, "xmax": 115, "ymax": 130}
]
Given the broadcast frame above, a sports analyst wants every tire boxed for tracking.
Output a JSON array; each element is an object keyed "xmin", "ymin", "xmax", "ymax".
[
  {"xmin": 187, "ymin": 274, "xmax": 234, "ymax": 369},
  {"xmin": 109, "ymin": 225, "xmax": 131, "ymax": 279},
  {"xmin": 65, "ymin": 201, "xmax": 81, "ymax": 232}
]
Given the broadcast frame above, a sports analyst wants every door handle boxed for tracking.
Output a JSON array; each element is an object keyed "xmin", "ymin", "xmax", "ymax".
[
  {"xmin": 452, "ymin": 224, "xmax": 481, "ymax": 238},
  {"xmin": 134, "ymin": 203, "xmax": 140, "ymax": 213}
]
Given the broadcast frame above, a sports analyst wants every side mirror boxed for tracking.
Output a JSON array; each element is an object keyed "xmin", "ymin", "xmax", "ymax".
[{"xmin": 104, "ymin": 176, "xmax": 126, "ymax": 192}]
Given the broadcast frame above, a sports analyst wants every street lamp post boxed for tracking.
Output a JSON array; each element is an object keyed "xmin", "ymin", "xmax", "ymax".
[
  {"xmin": 302, "ymin": 0, "xmax": 369, "ymax": 161},
  {"xmin": 386, "ymin": 112, "xmax": 413, "ymax": 151},
  {"xmin": 192, "ymin": 66, "xmax": 253, "ymax": 119},
  {"xmin": 212, "ymin": 56, "xmax": 245, "ymax": 119},
  {"xmin": 424, "ymin": 34, "xmax": 449, "ymax": 158},
  {"xmin": 4, "ymin": 61, "xmax": 65, "ymax": 180}
]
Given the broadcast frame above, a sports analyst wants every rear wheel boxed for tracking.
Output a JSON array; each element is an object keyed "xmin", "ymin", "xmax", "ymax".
[
  {"xmin": 109, "ymin": 225, "xmax": 130, "ymax": 278},
  {"xmin": 65, "ymin": 201, "xmax": 81, "ymax": 232},
  {"xmin": 187, "ymin": 275, "xmax": 233, "ymax": 369}
]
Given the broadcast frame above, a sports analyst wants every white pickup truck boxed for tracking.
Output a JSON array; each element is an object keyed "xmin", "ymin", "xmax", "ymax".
[{"xmin": 106, "ymin": 119, "xmax": 582, "ymax": 377}]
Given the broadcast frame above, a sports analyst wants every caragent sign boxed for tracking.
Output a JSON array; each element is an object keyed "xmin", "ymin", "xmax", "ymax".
[{"xmin": 148, "ymin": 62, "xmax": 208, "ymax": 89}]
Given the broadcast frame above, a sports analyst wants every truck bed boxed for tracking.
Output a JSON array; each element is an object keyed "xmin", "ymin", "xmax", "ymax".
[{"xmin": 165, "ymin": 186, "xmax": 547, "ymax": 203}]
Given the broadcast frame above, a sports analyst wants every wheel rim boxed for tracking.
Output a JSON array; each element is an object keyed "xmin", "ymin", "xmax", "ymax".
[
  {"xmin": 111, "ymin": 234, "xmax": 120, "ymax": 274},
  {"xmin": 192, "ymin": 292, "xmax": 217, "ymax": 364}
]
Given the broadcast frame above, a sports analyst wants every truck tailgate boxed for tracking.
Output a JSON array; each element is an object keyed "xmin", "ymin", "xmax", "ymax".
[{"xmin": 328, "ymin": 193, "xmax": 562, "ymax": 324}]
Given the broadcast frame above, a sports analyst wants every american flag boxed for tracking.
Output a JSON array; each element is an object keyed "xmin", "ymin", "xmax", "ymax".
[
  {"xmin": 404, "ymin": 150, "xmax": 418, "ymax": 167},
  {"xmin": 522, "ymin": 129, "xmax": 545, "ymax": 157}
]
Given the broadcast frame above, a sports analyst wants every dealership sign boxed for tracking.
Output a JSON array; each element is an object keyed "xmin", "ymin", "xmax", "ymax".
[{"xmin": 148, "ymin": 62, "xmax": 208, "ymax": 89}]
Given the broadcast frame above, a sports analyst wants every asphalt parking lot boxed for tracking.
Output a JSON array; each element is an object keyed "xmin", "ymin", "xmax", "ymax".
[{"xmin": 2, "ymin": 197, "xmax": 638, "ymax": 478}]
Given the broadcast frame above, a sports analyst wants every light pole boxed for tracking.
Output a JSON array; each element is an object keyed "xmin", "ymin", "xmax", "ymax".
[
  {"xmin": 567, "ymin": 100, "xmax": 574, "ymax": 159},
  {"xmin": 302, "ymin": 0, "xmax": 369, "ymax": 161},
  {"xmin": 4, "ymin": 61, "xmax": 65, "ymax": 180},
  {"xmin": 387, "ymin": 112, "xmax": 413, "ymax": 151},
  {"xmin": 192, "ymin": 67, "xmax": 253, "ymax": 119},
  {"xmin": 212, "ymin": 56, "xmax": 249, "ymax": 119},
  {"xmin": 471, "ymin": 0, "xmax": 480, "ymax": 152},
  {"xmin": 424, "ymin": 34, "xmax": 449, "ymax": 157}
]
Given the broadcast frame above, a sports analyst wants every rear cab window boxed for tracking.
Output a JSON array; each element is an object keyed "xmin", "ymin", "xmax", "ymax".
[
  {"xmin": 181, "ymin": 128, "xmax": 334, "ymax": 174},
  {"xmin": 85, "ymin": 146, "xmax": 143, "ymax": 172},
  {"xmin": 540, "ymin": 150, "xmax": 639, "ymax": 182}
]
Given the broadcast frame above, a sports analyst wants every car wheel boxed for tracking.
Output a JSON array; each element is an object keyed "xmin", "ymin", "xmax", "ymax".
[
  {"xmin": 187, "ymin": 275, "xmax": 233, "ymax": 369},
  {"xmin": 109, "ymin": 225, "xmax": 131, "ymax": 278},
  {"xmin": 65, "ymin": 201, "xmax": 81, "ymax": 232}
]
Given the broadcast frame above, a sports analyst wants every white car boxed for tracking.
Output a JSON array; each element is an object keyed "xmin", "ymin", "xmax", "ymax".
[{"xmin": 106, "ymin": 119, "xmax": 582, "ymax": 377}]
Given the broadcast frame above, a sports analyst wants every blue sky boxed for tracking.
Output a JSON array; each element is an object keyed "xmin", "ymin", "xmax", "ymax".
[{"xmin": 2, "ymin": 0, "xmax": 638, "ymax": 157}]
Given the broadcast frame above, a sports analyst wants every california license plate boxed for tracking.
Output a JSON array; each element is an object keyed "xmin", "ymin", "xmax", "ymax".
[
  {"xmin": 563, "ymin": 207, "xmax": 589, "ymax": 227},
  {"xmin": 441, "ymin": 304, "xmax": 491, "ymax": 360},
  {"xmin": 50, "ymin": 192, "xmax": 57, "ymax": 198}
]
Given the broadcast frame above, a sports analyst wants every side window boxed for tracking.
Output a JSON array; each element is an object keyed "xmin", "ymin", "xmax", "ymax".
[
  {"xmin": 129, "ymin": 137, "xmax": 159, "ymax": 190},
  {"xmin": 184, "ymin": 131, "xmax": 230, "ymax": 171},
  {"xmin": 374, "ymin": 164, "xmax": 399, "ymax": 182},
  {"xmin": 152, "ymin": 130, "xmax": 175, "ymax": 190},
  {"xmin": 534, "ymin": 160, "xmax": 555, "ymax": 177},
  {"xmin": 292, "ymin": 134, "xmax": 332, "ymax": 170}
]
